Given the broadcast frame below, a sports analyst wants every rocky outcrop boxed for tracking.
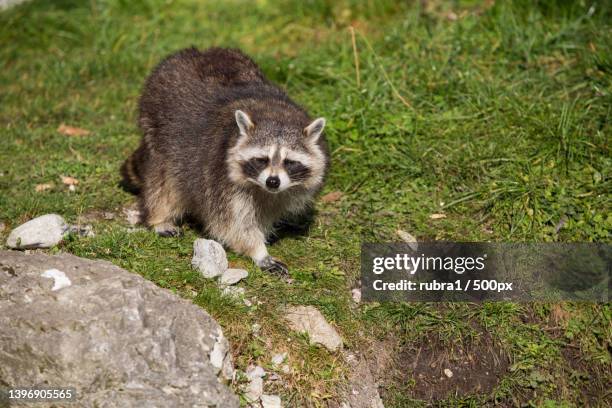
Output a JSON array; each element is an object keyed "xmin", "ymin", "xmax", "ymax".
[{"xmin": 0, "ymin": 250, "xmax": 238, "ymax": 407}]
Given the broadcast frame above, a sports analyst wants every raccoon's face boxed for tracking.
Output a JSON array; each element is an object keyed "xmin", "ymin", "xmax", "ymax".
[{"xmin": 227, "ymin": 110, "xmax": 326, "ymax": 194}]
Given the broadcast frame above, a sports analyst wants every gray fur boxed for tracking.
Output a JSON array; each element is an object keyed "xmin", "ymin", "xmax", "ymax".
[{"xmin": 121, "ymin": 47, "xmax": 329, "ymax": 274}]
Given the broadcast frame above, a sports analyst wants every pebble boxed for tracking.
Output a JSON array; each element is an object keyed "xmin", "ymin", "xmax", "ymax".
[
  {"xmin": 396, "ymin": 229, "xmax": 418, "ymax": 251},
  {"xmin": 444, "ymin": 368, "xmax": 453, "ymax": 378},
  {"xmin": 191, "ymin": 238, "xmax": 228, "ymax": 278},
  {"xmin": 261, "ymin": 394, "xmax": 282, "ymax": 408},
  {"xmin": 246, "ymin": 365, "xmax": 266, "ymax": 381},
  {"xmin": 244, "ymin": 377, "xmax": 263, "ymax": 403},
  {"xmin": 271, "ymin": 352, "xmax": 287, "ymax": 366}
]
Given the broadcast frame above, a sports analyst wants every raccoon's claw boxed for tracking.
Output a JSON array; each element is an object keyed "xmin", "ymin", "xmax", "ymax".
[
  {"xmin": 153, "ymin": 223, "xmax": 181, "ymax": 237},
  {"xmin": 258, "ymin": 256, "xmax": 289, "ymax": 276}
]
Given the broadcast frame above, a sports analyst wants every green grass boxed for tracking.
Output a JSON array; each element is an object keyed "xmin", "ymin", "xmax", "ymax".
[{"xmin": 1, "ymin": 0, "xmax": 610, "ymax": 406}]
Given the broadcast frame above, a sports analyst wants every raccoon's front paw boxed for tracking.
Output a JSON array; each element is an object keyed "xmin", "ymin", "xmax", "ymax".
[
  {"xmin": 153, "ymin": 223, "xmax": 181, "ymax": 237},
  {"xmin": 258, "ymin": 256, "xmax": 289, "ymax": 276}
]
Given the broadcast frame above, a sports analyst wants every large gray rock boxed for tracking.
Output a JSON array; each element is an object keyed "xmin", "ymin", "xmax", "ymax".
[
  {"xmin": 6, "ymin": 214, "xmax": 68, "ymax": 249},
  {"xmin": 0, "ymin": 250, "xmax": 239, "ymax": 407},
  {"xmin": 192, "ymin": 239, "xmax": 228, "ymax": 279}
]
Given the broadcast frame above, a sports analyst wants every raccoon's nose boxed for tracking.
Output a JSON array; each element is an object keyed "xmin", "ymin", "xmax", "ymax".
[{"xmin": 266, "ymin": 176, "xmax": 280, "ymax": 189}]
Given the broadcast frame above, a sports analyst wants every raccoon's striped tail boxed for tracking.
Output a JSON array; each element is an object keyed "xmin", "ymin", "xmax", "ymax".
[{"xmin": 120, "ymin": 144, "xmax": 146, "ymax": 194}]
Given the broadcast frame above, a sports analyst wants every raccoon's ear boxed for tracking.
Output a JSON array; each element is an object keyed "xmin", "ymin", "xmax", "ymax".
[
  {"xmin": 304, "ymin": 117, "xmax": 326, "ymax": 142},
  {"xmin": 235, "ymin": 110, "xmax": 254, "ymax": 137}
]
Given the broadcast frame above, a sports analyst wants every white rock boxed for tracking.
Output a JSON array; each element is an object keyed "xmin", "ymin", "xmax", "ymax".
[
  {"xmin": 444, "ymin": 368, "xmax": 453, "ymax": 378},
  {"xmin": 285, "ymin": 306, "xmax": 343, "ymax": 351},
  {"xmin": 351, "ymin": 288, "xmax": 361, "ymax": 303},
  {"xmin": 191, "ymin": 239, "xmax": 228, "ymax": 278},
  {"xmin": 281, "ymin": 364, "xmax": 290, "ymax": 374},
  {"xmin": 396, "ymin": 229, "xmax": 418, "ymax": 252},
  {"xmin": 40, "ymin": 268, "xmax": 71, "ymax": 291},
  {"xmin": 219, "ymin": 268, "xmax": 248, "ymax": 286},
  {"xmin": 271, "ymin": 352, "xmax": 287, "ymax": 366},
  {"xmin": 261, "ymin": 394, "xmax": 282, "ymax": 408},
  {"xmin": 251, "ymin": 323, "xmax": 261, "ymax": 334},
  {"xmin": 244, "ymin": 377, "xmax": 263, "ymax": 403},
  {"xmin": 6, "ymin": 214, "xmax": 68, "ymax": 249},
  {"xmin": 246, "ymin": 365, "xmax": 266, "ymax": 381}
]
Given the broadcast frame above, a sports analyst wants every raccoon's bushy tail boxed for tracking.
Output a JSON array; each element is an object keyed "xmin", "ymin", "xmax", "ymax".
[{"xmin": 120, "ymin": 143, "xmax": 146, "ymax": 194}]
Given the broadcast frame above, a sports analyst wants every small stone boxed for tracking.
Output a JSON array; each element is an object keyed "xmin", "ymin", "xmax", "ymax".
[
  {"xmin": 444, "ymin": 368, "xmax": 453, "ymax": 378},
  {"xmin": 430, "ymin": 213, "xmax": 447, "ymax": 220},
  {"xmin": 243, "ymin": 298, "xmax": 253, "ymax": 307},
  {"xmin": 246, "ymin": 365, "xmax": 265, "ymax": 381},
  {"xmin": 261, "ymin": 394, "xmax": 282, "ymax": 408},
  {"xmin": 251, "ymin": 323, "xmax": 261, "ymax": 334},
  {"xmin": 281, "ymin": 364, "xmax": 290, "ymax": 374},
  {"xmin": 351, "ymin": 288, "xmax": 361, "ymax": 303},
  {"xmin": 285, "ymin": 306, "xmax": 343, "ymax": 352},
  {"xmin": 219, "ymin": 268, "xmax": 248, "ymax": 286},
  {"xmin": 192, "ymin": 239, "xmax": 228, "ymax": 279},
  {"xmin": 271, "ymin": 352, "xmax": 287, "ymax": 366},
  {"xmin": 244, "ymin": 377, "xmax": 263, "ymax": 403},
  {"xmin": 396, "ymin": 229, "xmax": 418, "ymax": 251},
  {"xmin": 6, "ymin": 214, "xmax": 68, "ymax": 249}
]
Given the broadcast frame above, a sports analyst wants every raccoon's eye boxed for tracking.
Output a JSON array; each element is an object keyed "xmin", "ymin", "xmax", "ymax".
[
  {"xmin": 254, "ymin": 157, "xmax": 269, "ymax": 166},
  {"xmin": 283, "ymin": 159, "xmax": 298, "ymax": 167}
]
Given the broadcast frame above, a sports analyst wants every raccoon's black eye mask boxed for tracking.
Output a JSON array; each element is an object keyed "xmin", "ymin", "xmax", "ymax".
[
  {"xmin": 284, "ymin": 159, "xmax": 310, "ymax": 181},
  {"xmin": 241, "ymin": 157, "xmax": 269, "ymax": 178}
]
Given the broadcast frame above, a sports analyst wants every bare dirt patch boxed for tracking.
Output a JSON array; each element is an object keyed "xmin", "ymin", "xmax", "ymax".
[
  {"xmin": 404, "ymin": 332, "xmax": 508, "ymax": 400},
  {"xmin": 369, "ymin": 327, "xmax": 509, "ymax": 403}
]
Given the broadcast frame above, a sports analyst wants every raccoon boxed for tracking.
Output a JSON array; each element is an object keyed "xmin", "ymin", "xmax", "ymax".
[{"xmin": 121, "ymin": 47, "xmax": 329, "ymax": 274}]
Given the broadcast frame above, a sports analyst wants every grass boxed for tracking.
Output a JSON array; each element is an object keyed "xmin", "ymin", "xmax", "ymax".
[{"xmin": 1, "ymin": 0, "xmax": 610, "ymax": 406}]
